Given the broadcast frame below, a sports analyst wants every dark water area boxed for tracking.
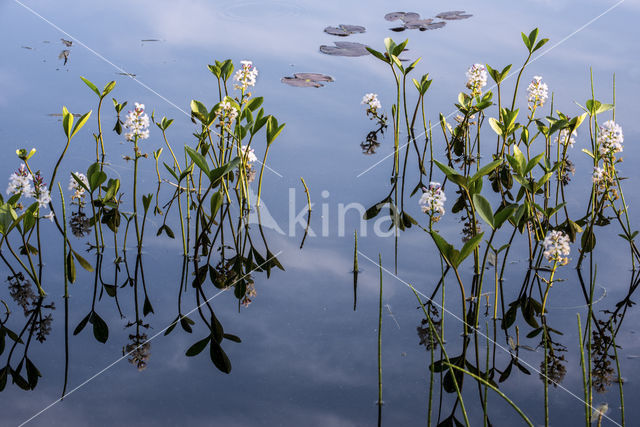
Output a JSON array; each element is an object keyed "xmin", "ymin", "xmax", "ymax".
[{"xmin": 1, "ymin": 1, "xmax": 640, "ymax": 426}]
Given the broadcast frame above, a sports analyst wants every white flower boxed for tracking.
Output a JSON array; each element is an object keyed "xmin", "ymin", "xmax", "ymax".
[
  {"xmin": 6, "ymin": 164, "xmax": 34, "ymax": 198},
  {"xmin": 527, "ymin": 76, "xmax": 548, "ymax": 108},
  {"xmin": 592, "ymin": 166, "xmax": 605, "ymax": 184},
  {"xmin": 241, "ymin": 145, "xmax": 257, "ymax": 163},
  {"xmin": 361, "ymin": 93, "xmax": 382, "ymax": 111},
  {"xmin": 597, "ymin": 120, "xmax": 623, "ymax": 156},
  {"xmin": 543, "ymin": 230, "xmax": 570, "ymax": 265},
  {"xmin": 555, "ymin": 128, "xmax": 577, "ymax": 148},
  {"xmin": 233, "ymin": 60, "xmax": 258, "ymax": 91},
  {"xmin": 68, "ymin": 172, "xmax": 89, "ymax": 200},
  {"xmin": 218, "ymin": 100, "xmax": 238, "ymax": 122},
  {"xmin": 43, "ymin": 211, "xmax": 55, "ymax": 222},
  {"xmin": 465, "ymin": 63, "xmax": 487, "ymax": 95},
  {"xmin": 124, "ymin": 102, "xmax": 150, "ymax": 142},
  {"xmin": 419, "ymin": 182, "xmax": 446, "ymax": 216}
]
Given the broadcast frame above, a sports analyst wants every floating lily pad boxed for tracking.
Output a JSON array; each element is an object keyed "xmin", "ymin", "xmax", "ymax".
[
  {"xmin": 404, "ymin": 19, "xmax": 434, "ymax": 29},
  {"xmin": 436, "ymin": 10, "xmax": 472, "ymax": 20},
  {"xmin": 320, "ymin": 41, "xmax": 369, "ymax": 57},
  {"xmin": 293, "ymin": 73, "xmax": 334, "ymax": 82},
  {"xmin": 324, "ymin": 24, "xmax": 366, "ymax": 37},
  {"xmin": 401, "ymin": 12, "xmax": 421, "ymax": 22},
  {"xmin": 384, "ymin": 12, "xmax": 406, "ymax": 22},
  {"xmin": 281, "ymin": 77, "xmax": 323, "ymax": 88},
  {"xmin": 421, "ymin": 22, "xmax": 446, "ymax": 30},
  {"xmin": 386, "ymin": 11, "xmax": 448, "ymax": 32},
  {"xmin": 281, "ymin": 73, "xmax": 334, "ymax": 88}
]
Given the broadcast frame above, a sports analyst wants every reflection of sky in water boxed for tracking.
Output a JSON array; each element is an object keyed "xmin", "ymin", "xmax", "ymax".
[{"xmin": 1, "ymin": 0, "xmax": 640, "ymax": 425}]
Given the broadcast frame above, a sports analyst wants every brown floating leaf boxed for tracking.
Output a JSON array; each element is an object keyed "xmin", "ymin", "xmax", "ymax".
[
  {"xmin": 401, "ymin": 12, "xmax": 421, "ymax": 22},
  {"xmin": 384, "ymin": 12, "xmax": 406, "ymax": 22},
  {"xmin": 319, "ymin": 41, "xmax": 369, "ymax": 57},
  {"xmin": 436, "ymin": 10, "xmax": 472, "ymax": 20},
  {"xmin": 281, "ymin": 77, "xmax": 323, "ymax": 88},
  {"xmin": 324, "ymin": 24, "xmax": 365, "ymax": 37},
  {"xmin": 404, "ymin": 18, "xmax": 434, "ymax": 29},
  {"xmin": 281, "ymin": 73, "xmax": 334, "ymax": 88},
  {"xmin": 293, "ymin": 73, "xmax": 334, "ymax": 82}
]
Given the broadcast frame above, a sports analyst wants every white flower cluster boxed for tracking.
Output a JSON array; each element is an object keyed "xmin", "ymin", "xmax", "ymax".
[
  {"xmin": 465, "ymin": 63, "xmax": 487, "ymax": 95},
  {"xmin": 543, "ymin": 230, "xmax": 571, "ymax": 265},
  {"xmin": 361, "ymin": 93, "xmax": 382, "ymax": 111},
  {"xmin": 6, "ymin": 164, "xmax": 33, "ymax": 198},
  {"xmin": 124, "ymin": 103, "xmax": 150, "ymax": 142},
  {"xmin": 592, "ymin": 166, "xmax": 606, "ymax": 185},
  {"xmin": 241, "ymin": 145, "xmax": 257, "ymax": 163},
  {"xmin": 69, "ymin": 172, "xmax": 89, "ymax": 201},
  {"xmin": 597, "ymin": 120, "xmax": 623, "ymax": 157},
  {"xmin": 218, "ymin": 100, "xmax": 238, "ymax": 122},
  {"xmin": 419, "ymin": 182, "xmax": 446, "ymax": 216},
  {"xmin": 527, "ymin": 76, "xmax": 548, "ymax": 108},
  {"xmin": 555, "ymin": 128, "xmax": 577, "ymax": 148},
  {"xmin": 6, "ymin": 164, "xmax": 53, "ymax": 215},
  {"xmin": 233, "ymin": 60, "xmax": 258, "ymax": 91}
]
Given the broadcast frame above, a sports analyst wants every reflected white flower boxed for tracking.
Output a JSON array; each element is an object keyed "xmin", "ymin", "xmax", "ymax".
[
  {"xmin": 361, "ymin": 93, "xmax": 382, "ymax": 111},
  {"xmin": 419, "ymin": 182, "xmax": 446, "ymax": 216},
  {"xmin": 124, "ymin": 102, "xmax": 150, "ymax": 142},
  {"xmin": 233, "ymin": 60, "xmax": 258, "ymax": 91},
  {"xmin": 241, "ymin": 145, "xmax": 257, "ymax": 163},
  {"xmin": 555, "ymin": 128, "xmax": 577, "ymax": 148},
  {"xmin": 6, "ymin": 163, "xmax": 34, "ymax": 198},
  {"xmin": 543, "ymin": 230, "xmax": 570, "ymax": 265},
  {"xmin": 465, "ymin": 63, "xmax": 487, "ymax": 95},
  {"xmin": 597, "ymin": 120, "xmax": 623, "ymax": 156},
  {"xmin": 527, "ymin": 76, "xmax": 548, "ymax": 108}
]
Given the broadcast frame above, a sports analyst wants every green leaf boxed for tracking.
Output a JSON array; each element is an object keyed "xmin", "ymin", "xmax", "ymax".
[
  {"xmin": 72, "ymin": 250, "xmax": 94, "ymax": 272},
  {"xmin": 266, "ymin": 116, "xmax": 285, "ymax": 145},
  {"xmin": 80, "ymin": 76, "xmax": 100, "ymax": 96},
  {"xmin": 470, "ymin": 159, "xmax": 502, "ymax": 185},
  {"xmin": 73, "ymin": 313, "xmax": 91, "ymax": 335},
  {"xmin": 66, "ymin": 251, "xmax": 76, "ymax": 283},
  {"xmin": 62, "ymin": 106, "xmax": 73, "ymax": 138},
  {"xmin": 366, "ymin": 47, "xmax": 388, "ymax": 63},
  {"xmin": 185, "ymin": 146, "xmax": 210, "ymax": 176},
  {"xmin": 102, "ymin": 81, "xmax": 116, "ymax": 97},
  {"xmin": 512, "ymin": 146, "xmax": 526, "ymax": 175},
  {"xmin": 459, "ymin": 233, "xmax": 484, "ymax": 265},
  {"xmin": 430, "ymin": 231, "xmax": 456, "ymax": 267},
  {"xmin": 190, "ymin": 100, "xmax": 208, "ymax": 124},
  {"xmin": 434, "ymin": 160, "xmax": 467, "ymax": 188},
  {"xmin": 186, "ymin": 336, "xmax": 211, "ymax": 356},
  {"xmin": 90, "ymin": 312, "xmax": 109, "ymax": 343},
  {"xmin": 210, "ymin": 340, "xmax": 232, "ymax": 373},
  {"xmin": 71, "ymin": 111, "xmax": 92, "ymax": 138},
  {"xmin": 209, "ymin": 157, "xmax": 241, "ymax": 184},
  {"xmin": 210, "ymin": 191, "xmax": 223, "ymax": 217},
  {"xmin": 494, "ymin": 204, "xmax": 517, "ymax": 228},
  {"xmin": 472, "ymin": 195, "xmax": 494, "ymax": 229},
  {"xmin": 488, "ymin": 117, "xmax": 502, "ymax": 136}
]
